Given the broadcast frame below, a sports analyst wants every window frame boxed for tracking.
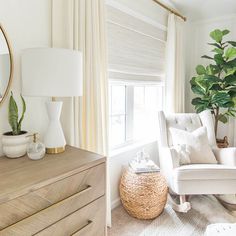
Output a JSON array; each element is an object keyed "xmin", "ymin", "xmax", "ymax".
[{"xmin": 109, "ymin": 80, "xmax": 164, "ymax": 150}]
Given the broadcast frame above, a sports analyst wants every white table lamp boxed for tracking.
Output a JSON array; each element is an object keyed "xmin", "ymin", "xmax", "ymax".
[{"xmin": 21, "ymin": 48, "xmax": 83, "ymax": 154}]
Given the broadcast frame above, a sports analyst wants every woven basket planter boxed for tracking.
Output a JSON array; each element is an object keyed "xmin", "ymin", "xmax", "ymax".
[
  {"xmin": 119, "ymin": 169, "xmax": 168, "ymax": 220},
  {"xmin": 217, "ymin": 136, "xmax": 229, "ymax": 148}
]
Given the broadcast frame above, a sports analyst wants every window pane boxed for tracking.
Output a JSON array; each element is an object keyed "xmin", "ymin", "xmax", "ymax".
[
  {"xmin": 109, "ymin": 83, "xmax": 163, "ymax": 149},
  {"xmin": 134, "ymin": 86, "xmax": 144, "ymax": 109},
  {"xmin": 111, "ymin": 85, "xmax": 126, "ymax": 115},
  {"xmin": 133, "ymin": 85, "xmax": 161, "ymax": 141},
  {"xmin": 110, "ymin": 115, "xmax": 126, "ymax": 147}
]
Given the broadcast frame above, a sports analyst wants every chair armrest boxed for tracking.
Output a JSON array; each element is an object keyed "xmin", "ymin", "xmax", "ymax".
[
  {"xmin": 159, "ymin": 147, "xmax": 180, "ymax": 170},
  {"xmin": 212, "ymin": 147, "xmax": 236, "ymax": 166},
  {"xmin": 159, "ymin": 147, "xmax": 179, "ymax": 187}
]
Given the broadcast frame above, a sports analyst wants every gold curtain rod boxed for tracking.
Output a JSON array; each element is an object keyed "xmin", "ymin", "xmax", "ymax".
[{"xmin": 152, "ymin": 0, "xmax": 187, "ymax": 21}]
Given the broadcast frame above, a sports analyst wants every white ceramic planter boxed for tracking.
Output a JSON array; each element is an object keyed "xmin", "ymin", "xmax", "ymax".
[{"xmin": 2, "ymin": 131, "xmax": 30, "ymax": 158}]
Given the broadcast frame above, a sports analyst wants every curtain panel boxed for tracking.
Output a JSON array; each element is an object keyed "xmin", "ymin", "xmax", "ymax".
[
  {"xmin": 52, "ymin": 0, "xmax": 111, "ymax": 226},
  {"xmin": 165, "ymin": 13, "xmax": 185, "ymax": 113}
]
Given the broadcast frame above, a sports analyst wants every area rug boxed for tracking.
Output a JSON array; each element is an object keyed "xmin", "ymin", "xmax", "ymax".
[{"xmin": 108, "ymin": 195, "xmax": 236, "ymax": 236}]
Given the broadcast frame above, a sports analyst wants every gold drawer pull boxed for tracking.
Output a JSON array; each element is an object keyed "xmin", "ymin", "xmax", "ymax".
[
  {"xmin": 71, "ymin": 220, "xmax": 93, "ymax": 236},
  {"xmin": 76, "ymin": 185, "xmax": 92, "ymax": 195}
]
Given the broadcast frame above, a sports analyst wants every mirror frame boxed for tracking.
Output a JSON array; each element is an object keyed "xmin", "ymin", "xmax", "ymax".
[{"xmin": 0, "ymin": 24, "xmax": 13, "ymax": 106}]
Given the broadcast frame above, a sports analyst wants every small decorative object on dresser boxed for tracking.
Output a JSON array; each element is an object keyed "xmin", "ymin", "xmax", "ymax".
[
  {"xmin": 120, "ymin": 168, "xmax": 168, "ymax": 220},
  {"xmin": 26, "ymin": 133, "xmax": 45, "ymax": 160},
  {"xmin": 0, "ymin": 146, "xmax": 106, "ymax": 236},
  {"xmin": 2, "ymin": 92, "xmax": 29, "ymax": 158}
]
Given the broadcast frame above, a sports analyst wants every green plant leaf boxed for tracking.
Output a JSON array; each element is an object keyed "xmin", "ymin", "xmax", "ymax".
[
  {"xmin": 209, "ymin": 84, "xmax": 222, "ymax": 91},
  {"xmin": 226, "ymin": 109, "xmax": 236, "ymax": 117},
  {"xmin": 194, "ymin": 75, "xmax": 209, "ymax": 92},
  {"xmin": 211, "ymin": 91, "xmax": 231, "ymax": 107},
  {"xmin": 233, "ymin": 97, "xmax": 236, "ymax": 105},
  {"xmin": 210, "ymin": 29, "xmax": 223, "ymax": 43},
  {"xmin": 224, "ymin": 75, "xmax": 236, "ymax": 85},
  {"xmin": 227, "ymin": 41, "xmax": 236, "ymax": 47},
  {"xmin": 225, "ymin": 47, "xmax": 236, "ymax": 60},
  {"xmin": 195, "ymin": 104, "xmax": 208, "ymax": 113},
  {"xmin": 202, "ymin": 55, "xmax": 214, "ymax": 60},
  {"xmin": 212, "ymin": 48, "xmax": 224, "ymax": 54},
  {"xmin": 190, "ymin": 77, "xmax": 206, "ymax": 95},
  {"xmin": 191, "ymin": 98, "xmax": 200, "ymax": 106},
  {"xmin": 203, "ymin": 75, "xmax": 220, "ymax": 83},
  {"xmin": 17, "ymin": 95, "xmax": 26, "ymax": 133},
  {"xmin": 196, "ymin": 65, "xmax": 206, "ymax": 75},
  {"xmin": 224, "ymin": 58, "xmax": 236, "ymax": 69},
  {"xmin": 222, "ymin": 29, "xmax": 230, "ymax": 36},
  {"xmin": 191, "ymin": 85, "xmax": 206, "ymax": 96},
  {"xmin": 192, "ymin": 97, "xmax": 204, "ymax": 105},
  {"xmin": 229, "ymin": 90, "xmax": 236, "ymax": 98},
  {"xmin": 8, "ymin": 92, "xmax": 18, "ymax": 135},
  {"xmin": 207, "ymin": 64, "xmax": 220, "ymax": 75},
  {"xmin": 214, "ymin": 54, "xmax": 225, "ymax": 65},
  {"xmin": 225, "ymin": 67, "xmax": 236, "ymax": 76},
  {"xmin": 218, "ymin": 114, "xmax": 228, "ymax": 123},
  {"xmin": 208, "ymin": 43, "xmax": 222, "ymax": 49}
]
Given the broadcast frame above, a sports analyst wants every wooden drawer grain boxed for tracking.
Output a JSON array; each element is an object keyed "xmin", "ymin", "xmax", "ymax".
[
  {"xmin": 0, "ymin": 163, "xmax": 105, "ymax": 233},
  {"xmin": 35, "ymin": 196, "xmax": 105, "ymax": 236}
]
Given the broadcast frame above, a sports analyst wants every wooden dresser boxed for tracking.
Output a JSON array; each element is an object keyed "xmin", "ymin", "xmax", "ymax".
[{"xmin": 0, "ymin": 146, "xmax": 106, "ymax": 236}]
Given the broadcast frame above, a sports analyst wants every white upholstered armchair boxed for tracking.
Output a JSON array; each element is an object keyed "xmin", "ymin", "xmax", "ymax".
[{"xmin": 157, "ymin": 110, "xmax": 236, "ymax": 212}]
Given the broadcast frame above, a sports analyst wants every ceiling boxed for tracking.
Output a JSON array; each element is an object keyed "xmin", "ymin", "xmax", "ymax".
[{"xmin": 169, "ymin": 0, "xmax": 236, "ymax": 21}]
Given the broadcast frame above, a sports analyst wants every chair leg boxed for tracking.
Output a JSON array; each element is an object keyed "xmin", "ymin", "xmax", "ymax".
[
  {"xmin": 168, "ymin": 194, "xmax": 191, "ymax": 213},
  {"xmin": 180, "ymin": 195, "xmax": 186, "ymax": 204}
]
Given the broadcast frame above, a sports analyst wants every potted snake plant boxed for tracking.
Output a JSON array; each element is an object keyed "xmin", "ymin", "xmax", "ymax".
[
  {"xmin": 190, "ymin": 29, "xmax": 236, "ymax": 148},
  {"xmin": 2, "ymin": 92, "xmax": 29, "ymax": 158}
]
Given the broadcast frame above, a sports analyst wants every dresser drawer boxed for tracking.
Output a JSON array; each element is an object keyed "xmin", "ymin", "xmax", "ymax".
[
  {"xmin": 35, "ymin": 196, "xmax": 105, "ymax": 236},
  {"xmin": 0, "ymin": 163, "xmax": 105, "ymax": 231},
  {"xmin": 0, "ymin": 185, "xmax": 105, "ymax": 235}
]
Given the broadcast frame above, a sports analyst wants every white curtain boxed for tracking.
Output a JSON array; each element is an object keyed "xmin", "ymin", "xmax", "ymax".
[
  {"xmin": 165, "ymin": 13, "xmax": 185, "ymax": 113},
  {"xmin": 52, "ymin": 0, "xmax": 111, "ymax": 226}
]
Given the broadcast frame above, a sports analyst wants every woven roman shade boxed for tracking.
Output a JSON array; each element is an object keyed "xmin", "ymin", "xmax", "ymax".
[{"xmin": 106, "ymin": 2, "xmax": 168, "ymax": 82}]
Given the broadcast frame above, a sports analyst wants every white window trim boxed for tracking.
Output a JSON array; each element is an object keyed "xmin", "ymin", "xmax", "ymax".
[{"xmin": 109, "ymin": 138, "xmax": 158, "ymax": 157}]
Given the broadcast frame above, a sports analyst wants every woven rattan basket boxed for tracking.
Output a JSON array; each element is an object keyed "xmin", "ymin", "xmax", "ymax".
[{"xmin": 119, "ymin": 168, "xmax": 168, "ymax": 220}]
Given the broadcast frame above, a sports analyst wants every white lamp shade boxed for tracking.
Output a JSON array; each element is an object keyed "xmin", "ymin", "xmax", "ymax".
[{"xmin": 21, "ymin": 48, "xmax": 83, "ymax": 97}]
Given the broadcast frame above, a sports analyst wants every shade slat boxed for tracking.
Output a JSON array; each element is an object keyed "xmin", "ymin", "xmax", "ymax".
[{"xmin": 107, "ymin": 4, "xmax": 167, "ymax": 82}]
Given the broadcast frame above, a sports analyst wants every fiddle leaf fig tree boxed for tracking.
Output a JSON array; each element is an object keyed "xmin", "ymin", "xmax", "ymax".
[{"xmin": 190, "ymin": 29, "xmax": 236, "ymax": 138}]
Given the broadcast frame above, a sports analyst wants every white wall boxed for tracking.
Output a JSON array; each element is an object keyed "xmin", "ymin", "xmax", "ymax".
[
  {"xmin": 0, "ymin": 0, "xmax": 51, "ymax": 155},
  {"xmin": 185, "ymin": 14, "xmax": 236, "ymax": 143}
]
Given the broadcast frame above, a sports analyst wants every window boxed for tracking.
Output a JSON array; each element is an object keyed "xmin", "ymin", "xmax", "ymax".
[
  {"xmin": 106, "ymin": 1, "xmax": 167, "ymax": 149},
  {"xmin": 109, "ymin": 82, "xmax": 164, "ymax": 149}
]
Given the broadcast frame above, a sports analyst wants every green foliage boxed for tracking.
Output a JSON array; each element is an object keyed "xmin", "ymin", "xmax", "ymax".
[
  {"xmin": 190, "ymin": 29, "xmax": 236, "ymax": 137},
  {"xmin": 8, "ymin": 92, "xmax": 26, "ymax": 135}
]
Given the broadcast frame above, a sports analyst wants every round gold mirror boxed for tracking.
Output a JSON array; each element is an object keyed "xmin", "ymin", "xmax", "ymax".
[{"xmin": 0, "ymin": 24, "xmax": 13, "ymax": 106}]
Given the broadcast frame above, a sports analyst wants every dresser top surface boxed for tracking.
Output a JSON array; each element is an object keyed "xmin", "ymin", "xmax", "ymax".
[{"xmin": 0, "ymin": 146, "xmax": 105, "ymax": 203}]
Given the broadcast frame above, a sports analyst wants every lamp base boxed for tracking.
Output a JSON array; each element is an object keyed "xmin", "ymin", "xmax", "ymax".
[
  {"xmin": 44, "ymin": 101, "xmax": 66, "ymax": 154},
  {"xmin": 46, "ymin": 146, "xmax": 65, "ymax": 154}
]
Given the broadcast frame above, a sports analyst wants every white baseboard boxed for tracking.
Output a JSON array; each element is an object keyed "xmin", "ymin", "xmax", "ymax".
[{"xmin": 111, "ymin": 198, "xmax": 121, "ymax": 210}]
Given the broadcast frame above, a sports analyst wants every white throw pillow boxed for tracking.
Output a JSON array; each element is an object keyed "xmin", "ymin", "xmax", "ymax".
[
  {"xmin": 169, "ymin": 127, "xmax": 217, "ymax": 164},
  {"xmin": 171, "ymin": 144, "xmax": 191, "ymax": 165}
]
